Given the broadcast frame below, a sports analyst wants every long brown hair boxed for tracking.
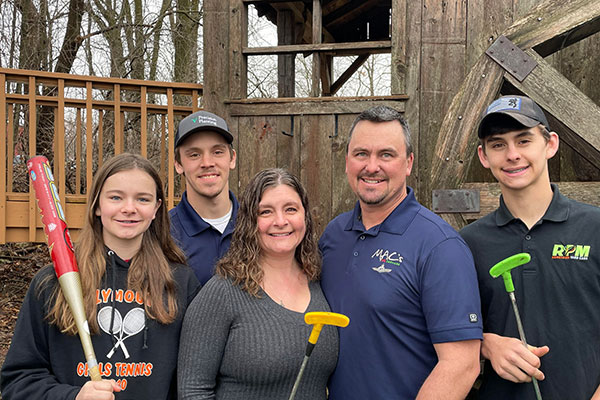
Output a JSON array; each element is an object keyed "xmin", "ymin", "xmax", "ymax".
[
  {"xmin": 43, "ymin": 153, "xmax": 187, "ymax": 335},
  {"xmin": 215, "ymin": 168, "xmax": 321, "ymax": 296}
]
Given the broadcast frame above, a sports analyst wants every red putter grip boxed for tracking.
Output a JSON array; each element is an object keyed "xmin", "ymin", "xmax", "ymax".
[{"xmin": 27, "ymin": 156, "xmax": 78, "ymax": 277}]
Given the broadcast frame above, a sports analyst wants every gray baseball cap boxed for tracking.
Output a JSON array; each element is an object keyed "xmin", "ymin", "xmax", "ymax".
[
  {"xmin": 477, "ymin": 95, "xmax": 549, "ymax": 138},
  {"xmin": 175, "ymin": 110, "xmax": 234, "ymax": 147}
]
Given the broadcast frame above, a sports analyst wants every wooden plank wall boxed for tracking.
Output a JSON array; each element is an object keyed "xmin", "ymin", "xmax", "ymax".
[
  {"xmin": 412, "ymin": 0, "xmax": 600, "ymax": 208},
  {"xmin": 418, "ymin": 0, "xmax": 468, "ymax": 206},
  {"xmin": 232, "ymin": 111, "xmax": 385, "ymax": 236}
]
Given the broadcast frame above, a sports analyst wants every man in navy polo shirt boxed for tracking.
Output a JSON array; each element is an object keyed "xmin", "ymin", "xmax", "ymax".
[
  {"xmin": 460, "ymin": 95, "xmax": 600, "ymax": 399},
  {"xmin": 320, "ymin": 105, "xmax": 483, "ymax": 399},
  {"xmin": 170, "ymin": 110, "xmax": 238, "ymax": 285}
]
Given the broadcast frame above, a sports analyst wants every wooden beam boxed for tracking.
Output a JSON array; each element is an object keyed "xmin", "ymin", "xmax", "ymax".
[
  {"xmin": 85, "ymin": 82, "xmax": 93, "ymax": 195},
  {"xmin": 75, "ymin": 109, "xmax": 82, "ymax": 195},
  {"xmin": 277, "ymin": 8, "xmax": 296, "ymax": 97},
  {"xmin": 320, "ymin": 55, "xmax": 333, "ymax": 96},
  {"xmin": 504, "ymin": 50, "xmax": 600, "ymax": 170},
  {"xmin": 167, "ymin": 88, "xmax": 175, "ymax": 210},
  {"xmin": 230, "ymin": 0, "xmax": 248, "ymax": 100},
  {"xmin": 140, "ymin": 86, "xmax": 147, "ymax": 156},
  {"xmin": 243, "ymin": 40, "xmax": 392, "ymax": 55},
  {"xmin": 311, "ymin": 0, "xmax": 322, "ymax": 97},
  {"xmin": 227, "ymin": 96, "xmax": 408, "ymax": 116},
  {"xmin": 0, "ymin": 68, "xmax": 203, "ymax": 94},
  {"xmin": 505, "ymin": 0, "xmax": 600, "ymax": 55},
  {"xmin": 391, "ymin": 0, "xmax": 407, "ymax": 94},
  {"xmin": 429, "ymin": 54, "xmax": 505, "ymax": 228},
  {"xmin": 4, "ymin": 93, "xmax": 199, "ymax": 113},
  {"xmin": 0, "ymin": 73, "xmax": 6, "ymax": 243},
  {"xmin": 330, "ymin": 54, "xmax": 368, "ymax": 95}
]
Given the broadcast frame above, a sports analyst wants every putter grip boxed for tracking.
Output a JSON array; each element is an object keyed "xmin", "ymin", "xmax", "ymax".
[{"xmin": 27, "ymin": 156, "xmax": 101, "ymax": 381}]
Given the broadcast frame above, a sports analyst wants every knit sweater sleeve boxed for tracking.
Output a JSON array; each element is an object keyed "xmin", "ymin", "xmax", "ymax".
[
  {"xmin": 0, "ymin": 266, "xmax": 79, "ymax": 400},
  {"xmin": 178, "ymin": 276, "xmax": 234, "ymax": 400}
]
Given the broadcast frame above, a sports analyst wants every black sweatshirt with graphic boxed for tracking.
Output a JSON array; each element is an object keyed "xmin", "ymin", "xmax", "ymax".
[{"xmin": 0, "ymin": 252, "xmax": 200, "ymax": 400}]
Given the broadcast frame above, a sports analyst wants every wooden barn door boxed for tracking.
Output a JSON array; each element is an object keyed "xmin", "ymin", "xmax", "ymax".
[{"xmin": 232, "ymin": 111, "xmax": 358, "ymax": 235}]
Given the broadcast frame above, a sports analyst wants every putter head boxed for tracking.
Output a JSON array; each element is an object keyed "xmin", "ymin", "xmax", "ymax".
[
  {"xmin": 305, "ymin": 312, "xmax": 350, "ymax": 345},
  {"xmin": 305, "ymin": 312, "xmax": 349, "ymax": 328},
  {"xmin": 489, "ymin": 253, "xmax": 531, "ymax": 292}
]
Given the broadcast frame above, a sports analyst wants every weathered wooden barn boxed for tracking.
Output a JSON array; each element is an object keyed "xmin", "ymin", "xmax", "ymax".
[
  {"xmin": 203, "ymin": 0, "xmax": 600, "ymax": 233},
  {"xmin": 1, "ymin": 0, "xmax": 599, "ymax": 242}
]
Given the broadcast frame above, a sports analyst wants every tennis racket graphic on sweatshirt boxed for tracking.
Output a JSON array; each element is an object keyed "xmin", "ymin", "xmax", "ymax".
[{"xmin": 98, "ymin": 306, "xmax": 145, "ymax": 359}]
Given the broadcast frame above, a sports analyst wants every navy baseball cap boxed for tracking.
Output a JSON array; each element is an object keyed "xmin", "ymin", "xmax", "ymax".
[
  {"xmin": 477, "ymin": 95, "xmax": 549, "ymax": 138},
  {"xmin": 175, "ymin": 110, "xmax": 233, "ymax": 147}
]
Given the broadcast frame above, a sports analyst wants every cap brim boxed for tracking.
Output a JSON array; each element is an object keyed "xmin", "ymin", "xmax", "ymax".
[
  {"xmin": 176, "ymin": 126, "xmax": 234, "ymax": 147},
  {"xmin": 478, "ymin": 112, "xmax": 541, "ymax": 138}
]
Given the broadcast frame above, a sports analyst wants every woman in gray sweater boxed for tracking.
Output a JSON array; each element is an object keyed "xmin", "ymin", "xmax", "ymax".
[{"xmin": 178, "ymin": 168, "xmax": 338, "ymax": 400}]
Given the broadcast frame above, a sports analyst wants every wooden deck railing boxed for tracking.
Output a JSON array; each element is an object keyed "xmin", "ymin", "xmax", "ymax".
[{"xmin": 1, "ymin": 68, "xmax": 202, "ymax": 243}]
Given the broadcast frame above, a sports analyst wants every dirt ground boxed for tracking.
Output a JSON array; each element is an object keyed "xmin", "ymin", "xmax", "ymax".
[{"xmin": 0, "ymin": 243, "xmax": 50, "ymax": 371}]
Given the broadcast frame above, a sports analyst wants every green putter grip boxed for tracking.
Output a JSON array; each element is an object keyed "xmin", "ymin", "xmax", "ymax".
[{"xmin": 489, "ymin": 253, "xmax": 531, "ymax": 292}]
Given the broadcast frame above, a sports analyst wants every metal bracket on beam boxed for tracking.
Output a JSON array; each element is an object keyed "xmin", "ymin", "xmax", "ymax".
[
  {"xmin": 485, "ymin": 35, "xmax": 537, "ymax": 82},
  {"xmin": 432, "ymin": 189, "xmax": 480, "ymax": 213}
]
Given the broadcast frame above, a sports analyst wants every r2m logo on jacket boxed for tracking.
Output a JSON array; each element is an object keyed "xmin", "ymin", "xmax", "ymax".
[{"xmin": 552, "ymin": 244, "xmax": 590, "ymax": 261}]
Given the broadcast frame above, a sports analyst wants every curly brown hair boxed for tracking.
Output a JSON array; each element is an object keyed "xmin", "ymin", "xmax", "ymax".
[{"xmin": 215, "ymin": 168, "xmax": 321, "ymax": 296}]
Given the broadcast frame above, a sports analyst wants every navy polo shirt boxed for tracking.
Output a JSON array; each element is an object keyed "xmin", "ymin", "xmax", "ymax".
[
  {"xmin": 169, "ymin": 191, "xmax": 238, "ymax": 285},
  {"xmin": 320, "ymin": 187, "xmax": 482, "ymax": 400},
  {"xmin": 460, "ymin": 184, "xmax": 600, "ymax": 400}
]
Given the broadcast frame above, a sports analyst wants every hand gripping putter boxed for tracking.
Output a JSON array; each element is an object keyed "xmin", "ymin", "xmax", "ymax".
[
  {"xmin": 288, "ymin": 312, "xmax": 350, "ymax": 400},
  {"xmin": 489, "ymin": 253, "xmax": 542, "ymax": 400}
]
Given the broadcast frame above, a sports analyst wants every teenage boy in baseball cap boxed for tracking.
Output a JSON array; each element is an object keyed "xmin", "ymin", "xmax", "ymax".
[
  {"xmin": 460, "ymin": 95, "xmax": 600, "ymax": 399},
  {"xmin": 170, "ymin": 111, "xmax": 238, "ymax": 285}
]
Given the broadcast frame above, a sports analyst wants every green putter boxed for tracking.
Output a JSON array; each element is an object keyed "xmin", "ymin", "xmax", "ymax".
[
  {"xmin": 489, "ymin": 252, "xmax": 542, "ymax": 400},
  {"xmin": 489, "ymin": 253, "xmax": 531, "ymax": 292}
]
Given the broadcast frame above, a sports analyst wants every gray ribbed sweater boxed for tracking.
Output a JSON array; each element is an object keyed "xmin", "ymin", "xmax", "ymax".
[{"xmin": 178, "ymin": 276, "xmax": 338, "ymax": 400}]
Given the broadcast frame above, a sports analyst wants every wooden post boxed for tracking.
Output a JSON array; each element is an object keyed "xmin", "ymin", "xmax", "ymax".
[
  {"xmin": 311, "ymin": 0, "xmax": 322, "ymax": 97},
  {"xmin": 7, "ymin": 105, "xmax": 14, "ymax": 193},
  {"xmin": 57, "ymin": 79, "xmax": 66, "ymax": 216},
  {"xmin": 167, "ymin": 88, "xmax": 175, "ymax": 210},
  {"xmin": 230, "ymin": 0, "xmax": 247, "ymax": 101},
  {"xmin": 114, "ymin": 83, "xmax": 122, "ymax": 154},
  {"xmin": 205, "ymin": 0, "xmax": 232, "ymax": 115},
  {"xmin": 140, "ymin": 86, "xmax": 147, "ymax": 157},
  {"xmin": 160, "ymin": 114, "xmax": 167, "ymax": 184},
  {"xmin": 320, "ymin": 55, "xmax": 333, "ymax": 96},
  {"xmin": 85, "ymin": 82, "xmax": 93, "ymax": 195},
  {"xmin": 391, "ymin": 0, "xmax": 407, "ymax": 94},
  {"xmin": 277, "ymin": 9, "xmax": 295, "ymax": 97},
  {"xmin": 0, "ymin": 73, "xmax": 5, "ymax": 243},
  {"xmin": 98, "ymin": 110, "xmax": 104, "ymax": 168},
  {"xmin": 75, "ymin": 109, "xmax": 82, "ymax": 195},
  {"xmin": 419, "ymin": 0, "xmax": 467, "ymax": 207},
  {"xmin": 29, "ymin": 77, "xmax": 38, "ymax": 242}
]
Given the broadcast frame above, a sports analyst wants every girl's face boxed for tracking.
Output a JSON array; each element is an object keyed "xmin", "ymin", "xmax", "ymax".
[{"xmin": 95, "ymin": 169, "xmax": 161, "ymax": 255}]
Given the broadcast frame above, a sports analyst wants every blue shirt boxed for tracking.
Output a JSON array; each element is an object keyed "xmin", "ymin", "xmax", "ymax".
[
  {"xmin": 320, "ymin": 187, "xmax": 482, "ymax": 400},
  {"xmin": 170, "ymin": 191, "xmax": 238, "ymax": 285}
]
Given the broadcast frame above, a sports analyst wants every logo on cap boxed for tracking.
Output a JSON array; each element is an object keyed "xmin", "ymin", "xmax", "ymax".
[
  {"xmin": 193, "ymin": 116, "xmax": 218, "ymax": 127},
  {"xmin": 486, "ymin": 97, "xmax": 522, "ymax": 114}
]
